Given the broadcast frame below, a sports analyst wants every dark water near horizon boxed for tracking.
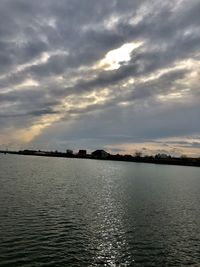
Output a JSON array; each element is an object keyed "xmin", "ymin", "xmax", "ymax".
[{"xmin": 0, "ymin": 155, "xmax": 200, "ymax": 267}]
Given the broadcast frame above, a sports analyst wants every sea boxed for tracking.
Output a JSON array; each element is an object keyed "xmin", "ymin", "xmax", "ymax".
[{"xmin": 0, "ymin": 154, "xmax": 200, "ymax": 267}]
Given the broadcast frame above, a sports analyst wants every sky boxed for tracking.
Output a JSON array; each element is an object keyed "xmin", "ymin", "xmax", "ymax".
[{"xmin": 0, "ymin": 0, "xmax": 200, "ymax": 157}]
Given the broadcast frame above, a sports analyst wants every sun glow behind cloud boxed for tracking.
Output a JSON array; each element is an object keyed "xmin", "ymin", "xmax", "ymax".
[{"xmin": 97, "ymin": 42, "xmax": 143, "ymax": 70}]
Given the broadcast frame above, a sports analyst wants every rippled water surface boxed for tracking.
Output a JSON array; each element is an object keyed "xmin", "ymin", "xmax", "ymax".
[{"xmin": 0, "ymin": 155, "xmax": 200, "ymax": 266}]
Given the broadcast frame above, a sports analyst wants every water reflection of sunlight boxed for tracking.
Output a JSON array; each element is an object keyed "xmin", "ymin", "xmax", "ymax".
[{"xmin": 92, "ymin": 168, "xmax": 132, "ymax": 266}]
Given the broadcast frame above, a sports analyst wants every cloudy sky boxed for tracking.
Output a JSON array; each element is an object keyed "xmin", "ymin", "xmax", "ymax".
[{"xmin": 0, "ymin": 0, "xmax": 200, "ymax": 156}]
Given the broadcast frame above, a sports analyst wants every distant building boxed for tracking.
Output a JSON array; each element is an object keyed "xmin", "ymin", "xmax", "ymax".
[
  {"xmin": 78, "ymin": 150, "xmax": 87, "ymax": 156},
  {"xmin": 92, "ymin": 150, "xmax": 109, "ymax": 158},
  {"xmin": 66, "ymin": 149, "xmax": 73, "ymax": 155}
]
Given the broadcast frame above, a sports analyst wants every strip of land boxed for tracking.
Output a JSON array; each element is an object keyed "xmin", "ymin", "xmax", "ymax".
[{"xmin": 0, "ymin": 149, "xmax": 200, "ymax": 167}]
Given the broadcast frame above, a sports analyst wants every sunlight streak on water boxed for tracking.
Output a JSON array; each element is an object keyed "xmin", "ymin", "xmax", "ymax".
[{"xmin": 91, "ymin": 169, "xmax": 132, "ymax": 266}]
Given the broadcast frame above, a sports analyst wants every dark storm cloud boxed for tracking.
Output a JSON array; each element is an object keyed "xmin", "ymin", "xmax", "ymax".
[
  {"xmin": 0, "ymin": 0, "xmax": 199, "ymax": 154},
  {"xmin": 0, "ymin": 108, "xmax": 58, "ymax": 118},
  {"xmin": 65, "ymin": 62, "xmax": 189, "ymax": 99},
  {"xmin": 0, "ymin": 87, "xmax": 60, "ymax": 130}
]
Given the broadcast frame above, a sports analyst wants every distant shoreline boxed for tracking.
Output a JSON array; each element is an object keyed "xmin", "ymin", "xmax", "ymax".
[{"xmin": 1, "ymin": 150, "xmax": 200, "ymax": 168}]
